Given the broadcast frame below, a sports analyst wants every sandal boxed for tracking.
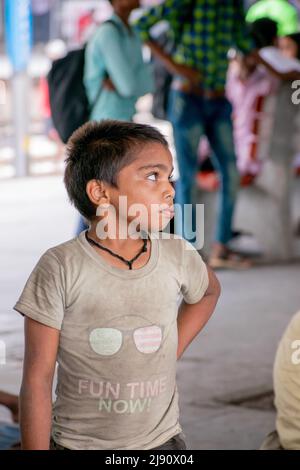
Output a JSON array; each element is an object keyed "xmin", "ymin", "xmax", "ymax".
[{"xmin": 209, "ymin": 253, "xmax": 253, "ymax": 270}]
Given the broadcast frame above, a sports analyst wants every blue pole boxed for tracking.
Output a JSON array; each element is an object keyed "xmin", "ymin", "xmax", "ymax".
[{"xmin": 4, "ymin": 0, "xmax": 33, "ymax": 177}]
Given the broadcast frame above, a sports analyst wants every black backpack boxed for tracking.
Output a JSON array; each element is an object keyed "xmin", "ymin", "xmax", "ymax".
[{"xmin": 47, "ymin": 20, "xmax": 119, "ymax": 144}]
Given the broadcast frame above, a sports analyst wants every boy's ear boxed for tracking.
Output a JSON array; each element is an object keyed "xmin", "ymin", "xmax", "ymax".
[{"xmin": 86, "ymin": 179, "xmax": 110, "ymax": 206}]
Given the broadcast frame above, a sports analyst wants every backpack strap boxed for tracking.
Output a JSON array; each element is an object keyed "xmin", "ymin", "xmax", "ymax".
[{"xmin": 104, "ymin": 18, "xmax": 123, "ymax": 33}]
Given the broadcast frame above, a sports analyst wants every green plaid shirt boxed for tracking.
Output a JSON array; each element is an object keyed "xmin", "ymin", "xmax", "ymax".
[{"xmin": 133, "ymin": 0, "xmax": 253, "ymax": 91}]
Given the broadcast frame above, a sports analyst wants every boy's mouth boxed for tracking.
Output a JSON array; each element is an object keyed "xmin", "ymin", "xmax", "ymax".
[{"xmin": 159, "ymin": 205, "xmax": 175, "ymax": 218}]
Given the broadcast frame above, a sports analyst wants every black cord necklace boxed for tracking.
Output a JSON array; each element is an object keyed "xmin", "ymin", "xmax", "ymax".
[{"xmin": 85, "ymin": 231, "xmax": 149, "ymax": 270}]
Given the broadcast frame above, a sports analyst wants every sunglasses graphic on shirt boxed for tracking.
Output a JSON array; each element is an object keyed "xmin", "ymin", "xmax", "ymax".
[{"xmin": 89, "ymin": 325, "xmax": 163, "ymax": 356}]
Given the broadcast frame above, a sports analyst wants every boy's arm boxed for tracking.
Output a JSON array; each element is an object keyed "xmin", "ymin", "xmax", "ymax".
[
  {"xmin": 20, "ymin": 317, "xmax": 59, "ymax": 450},
  {"xmin": 177, "ymin": 265, "xmax": 220, "ymax": 360}
]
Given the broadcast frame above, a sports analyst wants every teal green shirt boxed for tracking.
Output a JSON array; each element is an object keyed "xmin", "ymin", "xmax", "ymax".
[
  {"xmin": 246, "ymin": 0, "xmax": 299, "ymax": 37},
  {"xmin": 84, "ymin": 14, "xmax": 154, "ymax": 121}
]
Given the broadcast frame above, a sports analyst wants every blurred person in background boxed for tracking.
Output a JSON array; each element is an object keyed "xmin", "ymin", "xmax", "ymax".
[
  {"xmin": 278, "ymin": 31, "xmax": 300, "ymax": 238},
  {"xmin": 134, "ymin": 0, "xmax": 254, "ymax": 269},
  {"xmin": 84, "ymin": 0, "xmax": 153, "ymax": 123},
  {"xmin": 260, "ymin": 310, "xmax": 300, "ymax": 450},
  {"xmin": 226, "ymin": 18, "xmax": 300, "ymax": 183}
]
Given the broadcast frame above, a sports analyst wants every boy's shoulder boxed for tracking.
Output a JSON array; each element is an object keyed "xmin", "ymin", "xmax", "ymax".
[
  {"xmin": 40, "ymin": 236, "xmax": 81, "ymax": 267},
  {"xmin": 155, "ymin": 233, "xmax": 199, "ymax": 264}
]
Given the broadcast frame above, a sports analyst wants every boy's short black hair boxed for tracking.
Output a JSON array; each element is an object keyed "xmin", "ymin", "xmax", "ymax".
[{"xmin": 64, "ymin": 120, "xmax": 168, "ymax": 220}]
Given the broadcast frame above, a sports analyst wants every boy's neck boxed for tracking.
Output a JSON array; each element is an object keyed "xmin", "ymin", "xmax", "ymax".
[{"xmin": 87, "ymin": 222, "xmax": 146, "ymax": 253}]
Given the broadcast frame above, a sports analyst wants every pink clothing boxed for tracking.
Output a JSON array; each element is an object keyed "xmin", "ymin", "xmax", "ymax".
[
  {"xmin": 39, "ymin": 77, "xmax": 51, "ymax": 119},
  {"xmin": 226, "ymin": 62, "xmax": 279, "ymax": 175}
]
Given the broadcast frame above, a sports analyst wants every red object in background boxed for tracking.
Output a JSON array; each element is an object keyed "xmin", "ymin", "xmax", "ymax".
[
  {"xmin": 78, "ymin": 11, "xmax": 94, "ymax": 44},
  {"xmin": 196, "ymin": 171, "xmax": 220, "ymax": 192},
  {"xmin": 196, "ymin": 170, "xmax": 260, "ymax": 192},
  {"xmin": 240, "ymin": 173, "xmax": 257, "ymax": 187},
  {"xmin": 39, "ymin": 76, "xmax": 51, "ymax": 119}
]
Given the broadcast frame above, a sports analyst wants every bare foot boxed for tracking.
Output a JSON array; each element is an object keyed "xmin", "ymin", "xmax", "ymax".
[
  {"xmin": 209, "ymin": 243, "xmax": 253, "ymax": 270},
  {"xmin": 210, "ymin": 243, "xmax": 229, "ymax": 260}
]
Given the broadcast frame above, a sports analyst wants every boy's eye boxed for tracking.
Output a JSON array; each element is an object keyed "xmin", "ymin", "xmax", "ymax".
[
  {"xmin": 146, "ymin": 172, "xmax": 174, "ymax": 182},
  {"xmin": 147, "ymin": 172, "xmax": 159, "ymax": 181}
]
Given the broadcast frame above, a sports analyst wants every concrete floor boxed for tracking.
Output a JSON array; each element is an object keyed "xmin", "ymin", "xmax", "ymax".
[{"xmin": 0, "ymin": 176, "xmax": 299, "ymax": 449}]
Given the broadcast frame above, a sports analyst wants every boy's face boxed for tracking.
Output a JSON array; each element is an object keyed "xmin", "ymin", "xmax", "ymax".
[{"xmin": 106, "ymin": 142, "xmax": 175, "ymax": 234}]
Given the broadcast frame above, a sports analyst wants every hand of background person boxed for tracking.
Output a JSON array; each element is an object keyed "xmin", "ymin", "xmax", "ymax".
[
  {"xmin": 172, "ymin": 63, "xmax": 202, "ymax": 86},
  {"xmin": 145, "ymin": 39, "xmax": 201, "ymax": 86},
  {"xmin": 247, "ymin": 49, "xmax": 261, "ymax": 64},
  {"xmin": 236, "ymin": 52, "xmax": 258, "ymax": 81}
]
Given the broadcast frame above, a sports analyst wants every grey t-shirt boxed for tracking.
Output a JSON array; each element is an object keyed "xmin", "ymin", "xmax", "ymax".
[{"xmin": 14, "ymin": 231, "xmax": 209, "ymax": 450}]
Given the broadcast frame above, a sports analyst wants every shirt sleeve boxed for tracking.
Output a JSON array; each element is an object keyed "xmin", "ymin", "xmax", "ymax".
[
  {"xmin": 13, "ymin": 250, "xmax": 66, "ymax": 330},
  {"xmin": 133, "ymin": 0, "xmax": 193, "ymax": 43},
  {"xmin": 180, "ymin": 239, "xmax": 209, "ymax": 304}
]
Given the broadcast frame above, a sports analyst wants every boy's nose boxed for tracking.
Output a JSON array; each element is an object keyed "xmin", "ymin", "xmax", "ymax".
[{"xmin": 166, "ymin": 181, "xmax": 175, "ymax": 200}]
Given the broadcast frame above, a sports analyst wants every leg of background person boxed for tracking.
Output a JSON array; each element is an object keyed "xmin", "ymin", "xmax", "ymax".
[
  {"xmin": 33, "ymin": 12, "xmax": 51, "ymax": 45},
  {"xmin": 206, "ymin": 97, "xmax": 240, "ymax": 254},
  {"xmin": 168, "ymin": 89, "xmax": 204, "ymax": 242}
]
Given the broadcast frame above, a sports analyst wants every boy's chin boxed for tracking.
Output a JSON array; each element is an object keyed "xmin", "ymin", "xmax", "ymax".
[
  {"xmin": 132, "ymin": 216, "xmax": 173, "ymax": 234},
  {"xmin": 149, "ymin": 220, "xmax": 171, "ymax": 233}
]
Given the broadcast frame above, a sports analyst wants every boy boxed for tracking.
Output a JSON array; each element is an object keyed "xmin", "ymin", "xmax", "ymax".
[{"xmin": 15, "ymin": 120, "xmax": 220, "ymax": 450}]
